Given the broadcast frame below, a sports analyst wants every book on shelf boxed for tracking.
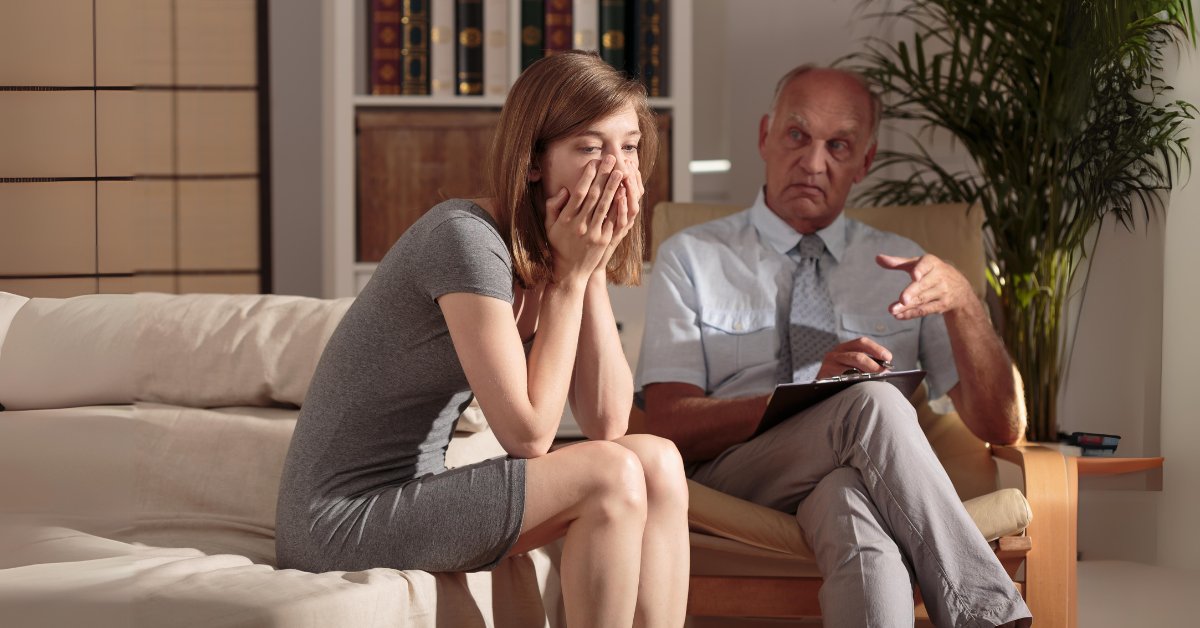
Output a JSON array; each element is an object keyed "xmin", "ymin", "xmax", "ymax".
[
  {"xmin": 599, "ymin": 0, "xmax": 627, "ymax": 71},
  {"xmin": 368, "ymin": 0, "xmax": 403, "ymax": 94},
  {"xmin": 544, "ymin": 0, "xmax": 573, "ymax": 54},
  {"xmin": 483, "ymin": 0, "xmax": 509, "ymax": 96},
  {"xmin": 368, "ymin": 0, "xmax": 671, "ymax": 98},
  {"xmin": 635, "ymin": 0, "xmax": 667, "ymax": 97},
  {"xmin": 401, "ymin": 0, "xmax": 431, "ymax": 94},
  {"xmin": 369, "ymin": 0, "xmax": 430, "ymax": 95},
  {"xmin": 573, "ymin": 0, "xmax": 598, "ymax": 50},
  {"xmin": 520, "ymin": 0, "xmax": 545, "ymax": 71},
  {"xmin": 430, "ymin": 0, "xmax": 455, "ymax": 95},
  {"xmin": 455, "ymin": 0, "xmax": 484, "ymax": 95}
]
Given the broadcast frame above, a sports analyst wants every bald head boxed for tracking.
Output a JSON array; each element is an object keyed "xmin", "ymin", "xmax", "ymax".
[{"xmin": 767, "ymin": 66, "xmax": 881, "ymax": 145}]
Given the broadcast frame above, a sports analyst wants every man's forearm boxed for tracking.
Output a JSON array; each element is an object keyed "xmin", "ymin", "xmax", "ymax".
[
  {"xmin": 644, "ymin": 385, "xmax": 770, "ymax": 462},
  {"xmin": 943, "ymin": 300, "xmax": 1026, "ymax": 444}
]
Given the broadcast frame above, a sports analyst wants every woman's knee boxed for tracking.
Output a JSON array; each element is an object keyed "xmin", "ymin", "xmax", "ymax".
[
  {"xmin": 618, "ymin": 434, "xmax": 688, "ymax": 508},
  {"xmin": 574, "ymin": 440, "xmax": 648, "ymax": 520}
]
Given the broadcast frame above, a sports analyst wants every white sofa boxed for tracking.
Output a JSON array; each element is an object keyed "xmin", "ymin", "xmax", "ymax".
[{"xmin": 0, "ymin": 292, "xmax": 559, "ymax": 628}]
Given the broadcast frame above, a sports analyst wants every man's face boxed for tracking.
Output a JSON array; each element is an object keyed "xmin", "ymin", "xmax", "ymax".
[{"xmin": 758, "ymin": 70, "xmax": 877, "ymax": 234}]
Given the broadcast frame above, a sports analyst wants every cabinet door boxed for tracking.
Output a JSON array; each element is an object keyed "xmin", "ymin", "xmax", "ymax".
[
  {"xmin": 357, "ymin": 108, "xmax": 502, "ymax": 262},
  {"xmin": 356, "ymin": 107, "xmax": 672, "ymax": 262}
]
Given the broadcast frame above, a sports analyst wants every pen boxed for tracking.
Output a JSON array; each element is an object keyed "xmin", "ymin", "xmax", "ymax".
[{"xmin": 870, "ymin": 356, "xmax": 893, "ymax": 369}]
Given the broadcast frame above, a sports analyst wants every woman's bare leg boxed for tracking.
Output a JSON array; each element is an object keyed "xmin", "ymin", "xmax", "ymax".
[
  {"xmin": 506, "ymin": 440, "xmax": 648, "ymax": 628},
  {"xmin": 613, "ymin": 434, "xmax": 690, "ymax": 628}
]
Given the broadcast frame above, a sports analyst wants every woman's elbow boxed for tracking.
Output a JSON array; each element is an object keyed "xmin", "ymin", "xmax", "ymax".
[{"xmin": 504, "ymin": 435, "xmax": 555, "ymax": 459}]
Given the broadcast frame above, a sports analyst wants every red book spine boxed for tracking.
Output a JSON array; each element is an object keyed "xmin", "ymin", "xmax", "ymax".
[
  {"xmin": 544, "ymin": 0, "xmax": 573, "ymax": 55},
  {"xmin": 370, "ymin": 0, "xmax": 403, "ymax": 94}
]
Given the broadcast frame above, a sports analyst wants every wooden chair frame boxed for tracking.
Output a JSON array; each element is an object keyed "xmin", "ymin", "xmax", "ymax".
[{"xmin": 684, "ymin": 444, "xmax": 1078, "ymax": 626}]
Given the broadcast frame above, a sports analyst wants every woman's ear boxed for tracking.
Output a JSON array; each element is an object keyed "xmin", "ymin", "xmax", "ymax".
[{"xmin": 528, "ymin": 163, "xmax": 542, "ymax": 182}]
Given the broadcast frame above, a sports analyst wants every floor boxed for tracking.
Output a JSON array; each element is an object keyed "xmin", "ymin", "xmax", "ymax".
[{"xmin": 685, "ymin": 560, "xmax": 1199, "ymax": 627}]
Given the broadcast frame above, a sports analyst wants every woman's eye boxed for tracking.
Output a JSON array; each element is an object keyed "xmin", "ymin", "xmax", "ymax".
[
  {"xmin": 580, "ymin": 146, "xmax": 601, "ymax": 154},
  {"xmin": 622, "ymin": 144, "xmax": 639, "ymax": 152}
]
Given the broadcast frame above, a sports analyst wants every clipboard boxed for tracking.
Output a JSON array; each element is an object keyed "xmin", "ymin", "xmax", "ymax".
[{"xmin": 755, "ymin": 369, "xmax": 926, "ymax": 437}]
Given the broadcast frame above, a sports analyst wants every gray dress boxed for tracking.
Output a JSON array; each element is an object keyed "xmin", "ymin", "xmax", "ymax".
[{"xmin": 275, "ymin": 199, "xmax": 526, "ymax": 573}]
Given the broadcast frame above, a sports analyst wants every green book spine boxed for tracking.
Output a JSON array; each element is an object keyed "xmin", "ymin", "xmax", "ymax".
[
  {"xmin": 599, "ymin": 0, "xmax": 626, "ymax": 72},
  {"xmin": 455, "ymin": 0, "xmax": 484, "ymax": 95},
  {"xmin": 401, "ymin": 0, "xmax": 430, "ymax": 95},
  {"xmin": 520, "ymin": 0, "xmax": 544, "ymax": 71}
]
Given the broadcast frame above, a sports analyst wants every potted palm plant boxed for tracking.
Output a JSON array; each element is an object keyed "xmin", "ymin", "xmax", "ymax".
[{"xmin": 849, "ymin": 0, "xmax": 1197, "ymax": 442}]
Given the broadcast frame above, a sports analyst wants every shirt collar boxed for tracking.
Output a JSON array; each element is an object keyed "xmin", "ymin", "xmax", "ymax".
[{"xmin": 749, "ymin": 187, "xmax": 847, "ymax": 263}]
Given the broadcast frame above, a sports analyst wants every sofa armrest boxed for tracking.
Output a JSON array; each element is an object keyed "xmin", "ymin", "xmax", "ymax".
[{"xmin": 989, "ymin": 444, "xmax": 1077, "ymax": 627}]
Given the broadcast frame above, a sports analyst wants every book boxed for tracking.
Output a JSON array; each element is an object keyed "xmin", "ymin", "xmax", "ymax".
[
  {"xmin": 369, "ymin": 0, "xmax": 404, "ymax": 95},
  {"xmin": 599, "ymin": 0, "xmax": 627, "ymax": 71},
  {"xmin": 635, "ymin": 0, "xmax": 667, "ymax": 96},
  {"xmin": 400, "ymin": 0, "xmax": 431, "ymax": 95},
  {"xmin": 544, "ymin": 0, "xmax": 573, "ymax": 55},
  {"xmin": 429, "ymin": 0, "xmax": 455, "ymax": 95},
  {"xmin": 455, "ymin": 0, "xmax": 485, "ymax": 95},
  {"xmin": 755, "ymin": 370, "xmax": 927, "ymax": 437},
  {"xmin": 520, "ymin": 0, "xmax": 545, "ymax": 71},
  {"xmin": 483, "ymin": 0, "xmax": 509, "ymax": 97},
  {"xmin": 573, "ymin": 0, "xmax": 598, "ymax": 50}
]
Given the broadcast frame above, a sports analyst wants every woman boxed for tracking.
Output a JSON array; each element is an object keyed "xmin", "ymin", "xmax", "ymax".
[{"xmin": 276, "ymin": 52, "xmax": 689, "ymax": 628}]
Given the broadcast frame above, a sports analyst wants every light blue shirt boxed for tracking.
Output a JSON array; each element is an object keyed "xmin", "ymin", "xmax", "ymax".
[{"xmin": 636, "ymin": 189, "xmax": 959, "ymax": 403}]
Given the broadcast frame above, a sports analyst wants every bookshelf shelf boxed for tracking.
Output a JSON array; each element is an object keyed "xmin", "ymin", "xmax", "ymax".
[
  {"xmin": 352, "ymin": 95, "xmax": 508, "ymax": 108},
  {"xmin": 323, "ymin": 0, "xmax": 692, "ymax": 297}
]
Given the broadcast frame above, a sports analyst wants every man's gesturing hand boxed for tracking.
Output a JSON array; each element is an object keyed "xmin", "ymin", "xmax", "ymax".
[{"xmin": 876, "ymin": 254, "xmax": 976, "ymax": 320}]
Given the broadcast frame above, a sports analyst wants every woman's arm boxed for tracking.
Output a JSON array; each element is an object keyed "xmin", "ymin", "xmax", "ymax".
[
  {"xmin": 443, "ymin": 159, "xmax": 626, "ymax": 458},
  {"xmin": 442, "ymin": 280, "xmax": 588, "ymax": 459},
  {"xmin": 568, "ymin": 272, "xmax": 633, "ymax": 440},
  {"xmin": 568, "ymin": 160, "xmax": 644, "ymax": 439}
]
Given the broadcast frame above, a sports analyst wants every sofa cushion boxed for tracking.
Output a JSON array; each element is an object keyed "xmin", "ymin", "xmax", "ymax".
[
  {"xmin": 0, "ymin": 525, "xmax": 549, "ymax": 628},
  {"xmin": 135, "ymin": 293, "xmax": 353, "ymax": 408},
  {"xmin": 0, "ymin": 292, "xmax": 28, "ymax": 361},
  {"xmin": 0, "ymin": 294, "xmax": 137, "ymax": 411},
  {"xmin": 1, "ymin": 402, "xmax": 509, "ymax": 567},
  {"xmin": 0, "ymin": 293, "xmax": 356, "ymax": 411}
]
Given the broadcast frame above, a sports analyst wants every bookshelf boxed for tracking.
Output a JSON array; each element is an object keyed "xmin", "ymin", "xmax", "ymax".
[{"xmin": 321, "ymin": 0, "xmax": 693, "ymax": 297}]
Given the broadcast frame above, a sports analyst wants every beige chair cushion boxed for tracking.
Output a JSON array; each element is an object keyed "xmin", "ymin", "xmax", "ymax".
[{"xmin": 688, "ymin": 478, "xmax": 1031, "ymax": 576}]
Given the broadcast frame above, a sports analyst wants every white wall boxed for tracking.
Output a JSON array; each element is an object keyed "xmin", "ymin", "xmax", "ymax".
[{"xmin": 1158, "ymin": 7, "xmax": 1200, "ymax": 570}]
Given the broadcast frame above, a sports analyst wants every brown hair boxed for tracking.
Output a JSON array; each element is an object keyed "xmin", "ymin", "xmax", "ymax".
[{"xmin": 486, "ymin": 51, "xmax": 658, "ymax": 288}]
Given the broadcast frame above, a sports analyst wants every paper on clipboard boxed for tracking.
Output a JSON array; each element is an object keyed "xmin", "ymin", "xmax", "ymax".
[{"xmin": 755, "ymin": 369, "xmax": 926, "ymax": 437}]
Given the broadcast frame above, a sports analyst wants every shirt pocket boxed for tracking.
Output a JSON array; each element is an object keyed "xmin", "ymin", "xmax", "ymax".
[
  {"xmin": 839, "ymin": 313, "xmax": 920, "ymax": 369},
  {"xmin": 699, "ymin": 308, "xmax": 777, "ymax": 387}
]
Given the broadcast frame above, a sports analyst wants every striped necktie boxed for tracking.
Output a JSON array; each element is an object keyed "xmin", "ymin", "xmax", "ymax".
[{"xmin": 781, "ymin": 234, "xmax": 838, "ymax": 383}]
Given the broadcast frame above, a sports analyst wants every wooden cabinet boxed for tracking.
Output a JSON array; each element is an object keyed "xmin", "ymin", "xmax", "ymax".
[{"xmin": 323, "ymin": 0, "xmax": 692, "ymax": 296}]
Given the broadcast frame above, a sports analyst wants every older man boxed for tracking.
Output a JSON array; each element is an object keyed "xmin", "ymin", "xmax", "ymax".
[{"xmin": 636, "ymin": 66, "xmax": 1032, "ymax": 627}]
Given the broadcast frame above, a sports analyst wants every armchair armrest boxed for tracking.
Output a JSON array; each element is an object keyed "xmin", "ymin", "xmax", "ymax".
[{"xmin": 989, "ymin": 444, "xmax": 1077, "ymax": 628}]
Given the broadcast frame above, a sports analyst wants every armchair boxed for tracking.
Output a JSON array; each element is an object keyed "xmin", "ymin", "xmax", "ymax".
[{"xmin": 637, "ymin": 202, "xmax": 1077, "ymax": 626}]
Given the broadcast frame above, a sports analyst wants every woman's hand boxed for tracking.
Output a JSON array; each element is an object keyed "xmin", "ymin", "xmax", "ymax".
[
  {"xmin": 593, "ymin": 157, "xmax": 644, "ymax": 278},
  {"xmin": 544, "ymin": 154, "xmax": 626, "ymax": 286}
]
